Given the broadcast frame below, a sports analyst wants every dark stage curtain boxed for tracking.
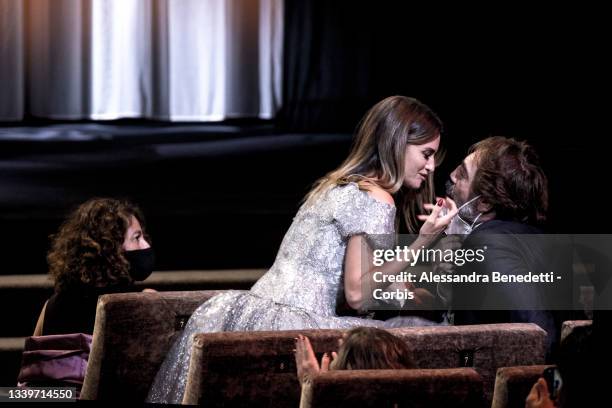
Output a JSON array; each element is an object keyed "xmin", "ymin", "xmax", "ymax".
[
  {"xmin": 279, "ymin": 2, "xmax": 607, "ymax": 235},
  {"xmin": 281, "ymin": 2, "xmax": 466, "ymax": 132},
  {"xmin": 279, "ymin": 1, "xmax": 603, "ymax": 140}
]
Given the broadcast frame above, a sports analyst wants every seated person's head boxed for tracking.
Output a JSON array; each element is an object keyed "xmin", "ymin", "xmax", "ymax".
[
  {"xmin": 447, "ymin": 136, "xmax": 548, "ymax": 225},
  {"xmin": 330, "ymin": 327, "xmax": 415, "ymax": 370},
  {"xmin": 48, "ymin": 198, "xmax": 153, "ymax": 292},
  {"xmin": 555, "ymin": 325, "xmax": 595, "ymax": 408},
  {"xmin": 526, "ymin": 325, "xmax": 595, "ymax": 408}
]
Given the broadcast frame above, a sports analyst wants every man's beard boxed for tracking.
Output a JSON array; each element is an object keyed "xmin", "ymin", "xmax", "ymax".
[
  {"xmin": 445, "ymin": 180, "xmax": 457, "ymax": 203},
  {"xmin": 445, "ymin": 180, "xmax": 480, "ymax": 223}
]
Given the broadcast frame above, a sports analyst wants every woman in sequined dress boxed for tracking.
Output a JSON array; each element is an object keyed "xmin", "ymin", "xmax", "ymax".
[{"xmin": 147, "ymin": 96, "xmax": 458, "ymax": 403}]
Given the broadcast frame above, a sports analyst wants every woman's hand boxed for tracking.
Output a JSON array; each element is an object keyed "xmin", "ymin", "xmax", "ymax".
[
  {"xmin": 294, "ymin": 334, "xmax": 333, "ymax": 386},
  {"xmin": 417, "ymin": 197, "xmax": 458, "ymax": 245}
]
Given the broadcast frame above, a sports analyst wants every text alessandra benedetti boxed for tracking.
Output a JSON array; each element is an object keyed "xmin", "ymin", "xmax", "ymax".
[{"xmin": 373, "ymin": 271, "xmax": 558, "ymax": 283}]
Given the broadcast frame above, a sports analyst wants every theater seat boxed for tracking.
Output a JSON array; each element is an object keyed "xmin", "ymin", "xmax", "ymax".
[
  {"xmin": 491, "ymin": 365, "xmax": 551, "ymax": 408},
  {"xmin": 182, "ymin": 329, "xmax": 342, "ymax": 406},
  {"xmin": 560, "ymin": 319, "xmax": 591, "ymax": 342},
  {"xmin": 302, "ymin": 368, "xmax": 484, "ymax": 408},
  {"xmin": 182, "ymin": 323, "xmax": 546, "ymax": 406},
  {"xmin": 80, "ymin": 290, "xmax": 221, "ymax": 401},
  {"xmin": 390, "ymin": 323, "xmax": 546, "ymax": 403}
]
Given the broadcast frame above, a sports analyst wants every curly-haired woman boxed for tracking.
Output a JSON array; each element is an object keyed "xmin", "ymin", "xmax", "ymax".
[{"xmin": 34, "ymin": 198, "xmax": 154, "ymax": 336}]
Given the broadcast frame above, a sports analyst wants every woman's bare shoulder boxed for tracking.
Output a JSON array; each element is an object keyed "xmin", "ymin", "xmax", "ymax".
[{"xmin": 357, "ymin": 180, "xmax": 395, "ymax": 207}]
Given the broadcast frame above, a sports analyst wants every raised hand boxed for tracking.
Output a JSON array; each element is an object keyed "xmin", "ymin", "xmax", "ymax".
[
  {"xmin": 417, "ymin": 197, "xmax": 458, "ymax": 243},
  {"xmin": 294, "ymin": 334, "xmax": 333, "ymax": 386}
]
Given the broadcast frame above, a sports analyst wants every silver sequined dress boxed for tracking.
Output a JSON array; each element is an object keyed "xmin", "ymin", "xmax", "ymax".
[{"xmin": 147, "ymin": 182, "xmax": 413, "ymax": 403}]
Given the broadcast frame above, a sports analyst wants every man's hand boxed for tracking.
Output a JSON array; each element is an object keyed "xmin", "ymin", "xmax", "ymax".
[{"xmin": 431, "ymin": 234, "xmax": 463, "ymax": 275}]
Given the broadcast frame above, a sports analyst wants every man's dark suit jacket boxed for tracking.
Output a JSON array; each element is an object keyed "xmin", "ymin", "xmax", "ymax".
[{"xmin": 452, "ymin": 219, "xmax": 576, "ymax": 361}]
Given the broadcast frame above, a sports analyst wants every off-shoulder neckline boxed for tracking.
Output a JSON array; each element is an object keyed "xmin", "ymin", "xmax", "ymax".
[{"xmin": 346, "ymin": 182, "xmax": 397, "ymax": 210}]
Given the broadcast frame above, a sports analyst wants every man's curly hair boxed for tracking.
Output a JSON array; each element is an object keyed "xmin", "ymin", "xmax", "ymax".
[
  {"xmin": 470, "ymin": 136, "xmax": 548, "ymax": 224},
  {"xmin": 48, "ymin": 198, "xmax": 147, "ymax": 292}
]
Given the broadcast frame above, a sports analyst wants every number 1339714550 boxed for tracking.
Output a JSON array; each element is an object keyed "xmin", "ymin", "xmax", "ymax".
[{"xmin": 2, "ymin": 387, "xmax": 75, "ymax": 401}]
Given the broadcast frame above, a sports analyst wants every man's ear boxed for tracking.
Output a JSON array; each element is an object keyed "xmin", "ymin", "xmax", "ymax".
[{"xmin": 526, "ymin": 378, "xmax": 557, "ymax": 408}]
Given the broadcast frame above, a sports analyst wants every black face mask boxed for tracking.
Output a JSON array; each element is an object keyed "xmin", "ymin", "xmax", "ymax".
[{"xmin": 124, "ymin": 247, "xmax": 155, "ymax": 281}]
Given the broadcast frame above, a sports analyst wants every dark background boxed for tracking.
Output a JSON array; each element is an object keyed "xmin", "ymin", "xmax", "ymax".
[{"xmin": 0, "ymin": 2, "xmax": 607, "ymax": 275}]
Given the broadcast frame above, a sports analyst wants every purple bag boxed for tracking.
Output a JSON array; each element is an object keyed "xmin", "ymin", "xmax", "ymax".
[{"xmin": 17, "ymin": 333, "xmax": 93, "ymax": 388}]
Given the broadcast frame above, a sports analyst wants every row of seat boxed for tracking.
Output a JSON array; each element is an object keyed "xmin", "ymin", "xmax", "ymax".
[
  {"xmin": 298, "ymin": 365, "xmax": 551, "ymax": 408},
  {"xmin": 300, "ymin": 368, "xmax": 485, "ymax": 408},
  {"xmin": 0, "ymin": 270, "xmax": 264, "ymax": 386},
  {"xmin": 5, "ymin": 286, "xmax": 590, "ymax": 406},
  {"xmin": 77, "ymin": 290, "xmax": 589, "ymax": 406}
]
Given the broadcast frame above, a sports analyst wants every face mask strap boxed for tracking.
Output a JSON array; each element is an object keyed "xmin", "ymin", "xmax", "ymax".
[
  {"xmin": 448, "ymin": 195, "xmax": 483, "ymax": 234},
  {"xmin": 458, "ymin": 194, "xmax": 481, "ymax": 211},
  {"xmin": 469, "ymin": 212, "xmax": 483, "ymax": 231}
]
